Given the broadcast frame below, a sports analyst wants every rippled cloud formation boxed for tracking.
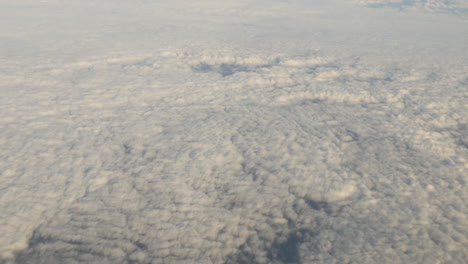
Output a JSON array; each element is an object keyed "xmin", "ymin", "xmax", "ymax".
[{"xmin": 0, "ymin": 0, "xmax": 467, "ymax": 263}]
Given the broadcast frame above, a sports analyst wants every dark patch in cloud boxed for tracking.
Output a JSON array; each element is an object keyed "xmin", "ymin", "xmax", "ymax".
[
  {"xmin": 192, "ymin": 62, "xmax": 250, "ymax": 76},
  {"xmin": 191, "ymin": 62, "xmax": 213, "ymax": 73},
  {"xmin": 456, "ymin": 124, "xmax": 468, "ymax": 149},
  {"xmin": 226, "ymin": 228, "xmax": 313, "ymax": 264},
  {"xmin": 267, "ymin": 231, "xmax": 303, "ymax": 264},
  {"xmin": 218, "ymin": 63, "xmax": 249, "ymax": 77},
  {"xmin": 304, "ymin": 199, "xmax": 329, "ymax": 211},
  {"xmin": 191, "ymin": 60, "xmax": 281, "ymax": 77},
  {"xmin": 123, "ymin": 143, "xmax": 132, "ymax": 155},
  {"xmin": 457, "ymin": 139, "xmax": 468, "ymax": 149}
]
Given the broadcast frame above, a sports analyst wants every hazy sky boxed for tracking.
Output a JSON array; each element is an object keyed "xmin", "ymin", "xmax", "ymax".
[{"xmin": 0, "ymin": 0, "xmax": 467, "ymax": 263}]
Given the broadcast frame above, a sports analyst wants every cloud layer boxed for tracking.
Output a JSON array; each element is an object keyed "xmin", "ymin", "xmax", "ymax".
[{"xmin": 0, "ymin": 0, "xmax": 467, "ymax": 263}]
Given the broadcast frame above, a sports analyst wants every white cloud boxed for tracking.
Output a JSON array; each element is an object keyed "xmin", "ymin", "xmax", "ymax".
[{"xmin": 0, "ymin": 0, "xmax": 467, "ymax": 263}]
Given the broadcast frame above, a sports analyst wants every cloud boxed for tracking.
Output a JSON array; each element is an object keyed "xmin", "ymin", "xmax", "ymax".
[{"xmin": 0, "ymin": 0, "xmax": 467, "ymax": 263}]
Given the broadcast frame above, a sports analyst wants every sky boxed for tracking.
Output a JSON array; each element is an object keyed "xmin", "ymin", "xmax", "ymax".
[{"xmin": 0, "ymin": 0, "xmax": 467, "ymax": 263}]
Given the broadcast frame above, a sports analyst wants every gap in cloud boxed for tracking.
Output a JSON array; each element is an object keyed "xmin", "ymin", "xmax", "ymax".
[
  {"xmin": 357, "ymin": 0, "xmax": 468, "ymax": 15},
  {"xmin": 191, "ymin": 59, "xmax": 281, "ymax": 77}
]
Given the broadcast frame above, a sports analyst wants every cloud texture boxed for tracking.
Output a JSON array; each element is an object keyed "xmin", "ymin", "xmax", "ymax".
[{"xmin": 0, "ymin": 0, "xmax": 467, "ymax": 263}]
